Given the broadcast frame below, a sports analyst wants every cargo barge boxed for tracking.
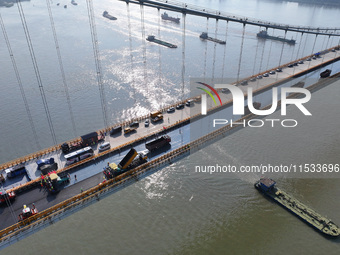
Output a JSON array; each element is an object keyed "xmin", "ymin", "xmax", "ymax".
[
  {"xmin": 255, "ymin": 178, "xmax": 340, "ymax": 237},
  {"xmin": 199, "ymin": 32, "xmax": 226, "ymax": 45},
  {"xmin": 146, "ymin": 35, "xmax": 177, "ymax": 48},
  {"xmin": 257, "ymin": 30, "xmax": 296, "ymax": 45},
  {"xmin": 161, "ymin": 12, "xmax": 180, "ymax": 23},
  {"xmin": 103, "ymin": 11, "xmax": 117, "ymax": 21}
]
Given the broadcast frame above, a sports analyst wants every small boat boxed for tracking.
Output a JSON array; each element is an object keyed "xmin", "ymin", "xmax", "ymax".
[
  {"xmin": 103, "ymin": 11, "xmax": 117, "ymax": 21},
  {"xmin": 320, "ymin": 69, "xmax": 331, "ymax": 78}
]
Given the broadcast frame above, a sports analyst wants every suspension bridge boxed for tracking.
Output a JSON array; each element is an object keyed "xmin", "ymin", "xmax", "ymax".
[{"xmin": 0, "ymin": 0, "xmax": 339, "ymax": 248}]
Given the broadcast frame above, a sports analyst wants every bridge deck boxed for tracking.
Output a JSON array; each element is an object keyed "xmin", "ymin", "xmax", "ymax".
[
  {"xmin": 1, "ymin": 47, "xmax": 339, "ymax": 192},
  {"xmin": 0, "ymin": 48, "xmax": 339, "ymax": 232}
]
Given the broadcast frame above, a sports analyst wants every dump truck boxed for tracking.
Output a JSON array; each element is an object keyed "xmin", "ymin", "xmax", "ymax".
[
  {"xmin": 36, "ymin": 157, "xmax": 58, "ymax": 175},
  {"xmin": 145, "ymin": 135, "xmax": 171, "ymax": 151},
  {"xmin": 103, "ymin": 149, "xmax": 148, "ymax": 179},
  {"xmin": 150, "ymin": 110, "xmax": 163, "ymax": 122}
]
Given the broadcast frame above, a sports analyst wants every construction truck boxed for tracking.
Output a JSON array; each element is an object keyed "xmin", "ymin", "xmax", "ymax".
[
  {"xmin": 103, "ymin": 148, "xmax": 148, "ymax": 179},
  {"xmin": 150, "ymin": 110, "xmax": 163, "ymax": 123},
  {"xmin": 0, "ymin": 190, "xmax": 16, "ymax": 206},
  {"xmin": 41, "ymin": 171, "xmax": 70, "ymax": 193},
  {"xmin": 36, "ymin": 157, "xmax": 58, "ymax": 175},
  {"xmin": 18, "ymin": 204, "xmax": 38, "ymax": 222},
  {"xmin": 145, "ymin": 135, "xmax": 171, "ymax": 151}
]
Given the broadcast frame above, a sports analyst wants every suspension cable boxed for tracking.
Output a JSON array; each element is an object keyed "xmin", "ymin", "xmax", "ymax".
[
  {"xmin": 203, "ymin": 17, "xmax": 208, "ymax": 80},
  {"xmin": 140, "ymin": 3, "xmax": 148, "ymax": 94},
  {"xmin": 16, "ymin": 0, "xmax": 57, "ymax": 145},
  {"xmin": 277, "ymin": 30, "xmax": 287, "ymax": 68},
  {"xmin": 290, "ymin": 32, "xmax": 299, "ymax": 62},
  {"xmin": 181, "ymin": 12, "xmax": 186, "ymax": 100},
  {"xmin": 221, "ymin": 21, "xmax": 229, "ymax": 82},
  {"xmin": 1, "ymin": 185, "xmax": 17, "ymax": 226},
  {"xmin": 236, "ymin": 23, "xmax": 246, "ymax": 84},
  {"xmin": 126, "ymin": 2, "xmax": 136, "ymax": 103},
  {"xmin": 295, "ymin": 32, "xmax": 304, "ymax": 60},
  {"xmin": 157, "ymin": 8, "xmax": 162, "ymax": 87},
  {"xmin": 252, "ymin": 27, "xmax": 261, "ymax": 76},
  {"xmin": 265, "ymin": 29, "xmax": 274, "ymax": 70},
  {"xmin": 257, "ymin": 29, "xmax": 266, "ymax": 76},
  {"xmin": 45, "ymin": 0, "xmax": 77, "ymax": 136},
  {"xmin": 321, "ymin": 35, "xmax": 331, "ymax": 63},
  {"xmin": 0, "ymin": 13, "xmax": 41, "ymax": 150},
  {"xmin": 211, "ymin": 19, "xmax": 218, "ymax": 81},
  {"xmin": 307, "ymin": 34, "xmax": 318, "ymax": 69},
  {"xmin": 85, "ymin": 0, "xmax": 108, "ymax": 128}
]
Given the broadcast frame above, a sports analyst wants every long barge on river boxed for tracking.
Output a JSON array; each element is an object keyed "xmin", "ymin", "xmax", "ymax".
[
  {"xmin": 199, "ymin": 32, "xmax": 226, "ymax": 45},
  {"xmin": 255, "ymin": 178, "xmax": 340, "ymax": 237},
  {"xmin": 146, "ymin": 35, "xmax": 177, "ymax": 48},
  {"xmin": 257, "ymin": 30, "xmax": 296, "ymax": 45}
]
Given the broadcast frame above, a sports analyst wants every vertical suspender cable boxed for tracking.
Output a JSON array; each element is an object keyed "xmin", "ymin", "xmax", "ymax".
[
  {"xmin": 1, "ymin": 185, "xmax": 17, "ymax": 226},
  {"xmin": 45, "ymin": 0, "xmax": 77, "ymax": 136},
  {"xmin": 221, "ymin": 21, "xmax": 229, "ymax": 82},
  {"xmin": 126, "ymin": 2, "xmax": 136, "ymax": 103},
  {"xmin": 301, "ymin": 33, "xmax": 308, "ymax": 58},
  {"xmin": 203, "ymin": 18, "xmax": 208, "ymax": 80},
  {"xmin": 236, "ymin": 23, "xmax": 246, "ymax": 84},
  {"xmin": 85, "ymin": 0, "xmax": 108, "ymax": 128},
  {"xmin": 157, "ymin": 8, "xmax": 162, "ymax": 87},
  {"xmin": 320, "ymin": 34, "xmax": 327, "ymax": 51},
  {"xmin": 265, "ymin": 29, "xmax": 274, "ymax": 71},
  {"xmin": 16, "ymin": 0, "xmax": 57, "ymax": 145},
  {"xmin": 211, "ymin": 19, "xmax": 218, "ymax": 82},
  {"xmin": 321, "ymin": 35, "xmax": 331, "ymax": 64},
  {"xmin": 257, "ymin": 29, "xmax": 266, "ymax": 78},
  {"xmin": 290, "ymin": 32, "xmax": 299, "ymax": 62},
  {"xmin": 181, "ymin": 12, "xmax": 186, "ymax": 101},
  {"xmin": 0, "ymin": 13, "xmax": 41, "ymax": 150},
  {"xmin": 252, "ymin": 27, "xmax": 261, "ymax": 77},
  {"xmin": 140, "ymin": 4, "xmax": 148, "ymax": 94},
  {"xmin": 307, "ymin": 34, "xmax": 318, "ymax": 69},
  {"xmin": 295, "ymin": 32, "xmax": 304, "ymax": 60},
  {"xmin": 290, "ymin": 32, "xmax": 299, "ymax": 75},
  {"xmin": 277, "ymin": 30, "xmax": 287, "ymax": 68}
]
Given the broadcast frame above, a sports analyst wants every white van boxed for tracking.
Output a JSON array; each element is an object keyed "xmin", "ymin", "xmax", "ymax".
[{"xmin": 98, "ymin": 142, "xmax": 111, "ymax": 152}]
